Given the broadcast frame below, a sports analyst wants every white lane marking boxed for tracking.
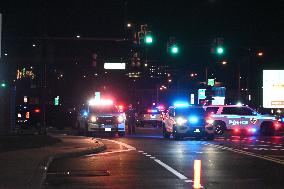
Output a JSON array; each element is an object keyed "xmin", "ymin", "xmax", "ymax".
[
  {"xmin": 85, "ymin": 149, "xmax": 133, "ymax": 157},
  {"xmin": 101, "ymin": 139, "xmax": 136, "ymax": 150},
  {"xmin": 274, "ymin": 146, "xmax": 282, "ymax": 148},
  {"xmin": 102, "ymin": 139, "xmax": 203, "ymax": 186},
  {"xmin": 142, "ymin": 152, "xmax": 148, "ymax": 155},
  {"xmin": 266, "ymin": 142, "xmax": 271, "ymax": 144},
  {"xmin": 206, "ymin": 144, "xmax": 284, "ymax": 165},
  {"xmin": 138, "ymin": 150, "xmax": 144, "ymax": 153},
  {"xmin": 243, "ymin": 148, "xmax": 248, "ymax": 150},
  {"xmin": 153, "ymin": 159, "xmax": 188, "ymax": 180},
  {"xmin": 184, "ymin": 179, "xmax": 193, "ymax": 183},
  {"xmin": 146, "ymin": 155, "xmax": 151, "ymax": 157},
  {"xmin": 261, "ymin": 141, "xmax": 265, "ymax": 143},
  {"xmin": 150, "ymin": 157, "xmax": 156, "ymax": 159}
]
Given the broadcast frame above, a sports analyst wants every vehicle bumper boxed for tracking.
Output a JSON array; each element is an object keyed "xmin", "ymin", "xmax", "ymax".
[
  {"xmin": 87, "ymin": 123, "xmax": 125, "ymax": 132},
  {"xmin": 175, "ymin": 125, "xmax": 214, "ymax": 136}
]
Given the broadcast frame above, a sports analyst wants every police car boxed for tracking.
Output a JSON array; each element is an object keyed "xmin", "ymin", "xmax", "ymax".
[
  {"xmin": 138, "ymin": 107, "xmax": 163, "ymax": 127},
  {"xmin": 162, "ymin": 104, "xmax": 214, "ymax": 140},
  {"xmin": 76, "ymin": 99, "xmax": 126, "ymax": 137},
  {"xmin": 204, "ymin": 105, "xmax": 278, "ymax": 136}
]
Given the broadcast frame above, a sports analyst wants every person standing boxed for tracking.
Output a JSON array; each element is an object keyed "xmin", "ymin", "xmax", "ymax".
[{"xmin": 126, "ymin": 104, "xmax": 136, "ymax": 134}]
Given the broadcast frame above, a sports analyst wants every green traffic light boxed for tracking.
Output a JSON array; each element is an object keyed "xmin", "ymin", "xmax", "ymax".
[
  {"xmin": 1, "ymin": 83, "xmax": 6, "ymax": 88},
  {"xmin": 216, "ymin": 46, "xmax": 224, "ymax": 55},
  {"xmin": 170, "ymin": 45, "xmax": 179, "ymax": 54},
  {"xmin": 145, "ymin": 35, "xmax": 153, "ymax": 44}
]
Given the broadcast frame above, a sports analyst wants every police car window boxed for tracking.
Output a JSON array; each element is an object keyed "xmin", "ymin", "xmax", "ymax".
[
  {"xmin": 238, "ymin": 107, "xmax": 254, "ymax": 115},
  {"xmin": 90, "ymin": 106, "xmax": 118, "ymax": 113},
  {"xmin": 175, "ymin": 107, "xmax": 205, "ymax": 116},
  {"xmin": 221, "ymin": 107, "xmax": 239, "ymax": 114},
  {"xmin": 205, "ymin": 107, "xmax": 219, "ymax": 114}
]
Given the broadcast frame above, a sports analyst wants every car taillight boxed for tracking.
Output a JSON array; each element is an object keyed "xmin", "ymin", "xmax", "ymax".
[{"xmin": 274, "ymin": 122, "xmax": 281, "ymax": 130}]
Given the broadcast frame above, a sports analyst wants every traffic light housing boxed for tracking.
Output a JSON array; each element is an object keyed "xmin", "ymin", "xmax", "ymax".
[{"xmin": 167, "ymin": 37, "xmax": 179, "ymax": 55}]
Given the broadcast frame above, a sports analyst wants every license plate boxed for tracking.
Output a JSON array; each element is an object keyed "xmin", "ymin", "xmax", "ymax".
[
  {"xmin": 194, "ymin": 129, "xmax": 200, "ymax": 133},
  {"xmin": 105, "ymin": 128, "xmax": 111, "ymax": 131}
]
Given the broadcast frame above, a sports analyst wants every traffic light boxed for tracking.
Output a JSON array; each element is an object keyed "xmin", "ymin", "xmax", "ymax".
[
  {"xmin": 0, "ymin": 81, "xmax": 6, "ymax": 88},
  {"xmin": 170, "ymin": 45, "xmax": 179, "ymax": 54},
  {"xmin": 145, "ymin": 34, "xmax": 153, "ymax": 44},
  {"xmin": 54, "ymin": 96, "xmax": 59, "ymax": 106},
  {"xmin": 216, "ymin": 46, "xmax": 224, "ymax": 55},
  {"xmin": 167, "ymin": 37, "xmax": 179, "ymax": 55}
]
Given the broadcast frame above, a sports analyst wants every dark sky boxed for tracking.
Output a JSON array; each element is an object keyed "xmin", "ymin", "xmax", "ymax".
[{"xmin": 1, "ymin": 0, "xmax": 284, "ymax": 66}]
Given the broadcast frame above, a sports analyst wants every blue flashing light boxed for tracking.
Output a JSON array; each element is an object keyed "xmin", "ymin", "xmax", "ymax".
[
  {"xmin": 188, "ymin": 116, "xmax": 198, "ymax": 124},
  {"xmin": 174, "ymin": 102, "xmax": 190, "ymax": 107},
  {"xmin": 83, "ymin": 111, "xmax": 88, "ymax": 117},
  {"xmin": 251, "ymin": 128, "xmax": 257, "ymax": 133},
  {"xmin": 148, "ymin": 109, "xmax": 158, "ymax": 113},
  {"xmin": 281, "ymin": 118, "xmax": 284, "ymax": 122}
]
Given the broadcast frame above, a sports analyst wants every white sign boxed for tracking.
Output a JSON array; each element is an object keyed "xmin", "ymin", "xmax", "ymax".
[
  {"xmin": 104, "ymin": 63, "xmax": 126, "ymax": 70},
  {"xmin": 212, "ymin": 96, "xmax": 225, "ymax": 105},
  {"xmin": 263, "ymin": 70, "xmax": 284, "ymax": 108}
]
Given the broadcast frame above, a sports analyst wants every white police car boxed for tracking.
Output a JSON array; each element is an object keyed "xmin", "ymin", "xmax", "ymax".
[
  {"xmin": 204, "ymin": 105, "xmax": 278, "ymax": 136},
  {"xmin": 76, "ymin": 101, "xmax": 126, "ymax": 137},
  {"xmin": 162, "ymin": 105, "xmax": 214, "ymax": 140}
]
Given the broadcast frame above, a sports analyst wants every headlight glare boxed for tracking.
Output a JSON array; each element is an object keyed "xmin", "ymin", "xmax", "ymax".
[{"xmin": 176, "ymin": 117, "xmax": 187, "ymax": 125}]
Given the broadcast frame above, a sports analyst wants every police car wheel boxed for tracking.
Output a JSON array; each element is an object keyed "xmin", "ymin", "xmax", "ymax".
[{"xmin": 214, "ymin": 122, "xmax": 225, "ymax": 135}]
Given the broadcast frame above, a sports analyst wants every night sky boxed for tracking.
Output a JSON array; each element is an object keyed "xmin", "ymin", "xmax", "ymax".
[
  {"xmin": 1, "ymin": 0, "xmax": 284, "ymax": 106},
  {"xmin": 1, "ymin": 1, "xmax": 284, "ymax": 64}
]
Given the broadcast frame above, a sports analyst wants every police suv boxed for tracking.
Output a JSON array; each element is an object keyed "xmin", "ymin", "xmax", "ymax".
[
  {"xmin": 162, "ymin": 105, "xmax": 214, "ymax": 140},
  {"xmin": 76, "ymin": 104, "xmax": 126, "ymax": 137},
  {"xmin": 204, "ymin": 105, "xmax": 278, "ymax": 136}
]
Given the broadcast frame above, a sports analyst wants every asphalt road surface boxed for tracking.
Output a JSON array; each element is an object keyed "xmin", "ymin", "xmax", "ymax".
[{"xmin": 44, "ymin": 127, "xmax": 284, "ymax": 189}]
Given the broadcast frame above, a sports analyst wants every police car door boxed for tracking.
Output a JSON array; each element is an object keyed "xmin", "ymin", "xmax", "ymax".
[
  {"xmin": 221, "ymin": 107, "xmax": 241, "ymax": 130},
  {"xmin": 238, "ymin": 107, "xmax": 258, "ymax": 128}
]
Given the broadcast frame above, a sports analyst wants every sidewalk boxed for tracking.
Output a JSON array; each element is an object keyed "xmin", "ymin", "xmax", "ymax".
[{"xmin": 0, "ymin": 134, "xmax": 106, "ymax": 189}]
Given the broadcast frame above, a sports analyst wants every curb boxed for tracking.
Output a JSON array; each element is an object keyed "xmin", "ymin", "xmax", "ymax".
[{"xmin": 30, "ymin": 140, "xmax": 106, "ymax": 189}]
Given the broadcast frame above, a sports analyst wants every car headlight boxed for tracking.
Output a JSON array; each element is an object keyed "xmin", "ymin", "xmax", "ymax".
[
  {"xmin": 117, "ymin": 115, "xmax": 124, "ymax": 123},
  {"xmin": 90, "ymin": 116, "xmax": 97, "ymax": 123},
  {"xmin": 176, "ymin": 117, "xmax": 187, "ymax": 125},
  {"xmin": 206, "ymin": 119, "xmax": 214, "ymax": 124}
]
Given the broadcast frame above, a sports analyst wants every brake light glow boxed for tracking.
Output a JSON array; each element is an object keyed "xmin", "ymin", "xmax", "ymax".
[
  {"xmin": 206, "ymin": 119, "xmax": 214, "ymax": 124},
  {"xmin": 234, "ymin": 128, "xmax": 239, "ymax": 132},
  {"xmin": 34, "ymin": 108, "xmax": 41, "ymax": 113}
]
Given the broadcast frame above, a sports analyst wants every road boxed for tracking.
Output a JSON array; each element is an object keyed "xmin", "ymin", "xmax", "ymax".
[{"xmin": 44, "ymin": 127, "xmax": 284, "ymax": 189}]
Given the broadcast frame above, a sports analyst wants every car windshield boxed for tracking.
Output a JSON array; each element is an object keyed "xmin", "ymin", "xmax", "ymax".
[
  {"xmin": 89, "ymin": 106, "xmax": 118, "ymax": 114},
  {"xmin": 175, "ymin": 107, "xmax": 205, "ymax": 117}
]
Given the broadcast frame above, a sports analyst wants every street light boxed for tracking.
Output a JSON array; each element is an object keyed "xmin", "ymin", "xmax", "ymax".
[{"xmin": 127, "ymin": 23, "xmax": 132, "ymax": 28}]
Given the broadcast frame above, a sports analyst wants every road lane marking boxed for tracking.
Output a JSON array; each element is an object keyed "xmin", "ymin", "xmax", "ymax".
[
  {"xmin": 102, "ymin": 139, "xmax": 203, "ymax": 186},
  {"xmin": 150, "ymin": 157, "xmax": 156, "ymax": 159},
  {"xmin": 153, "ymin": 159, "xmax": 188, "ymax": 180},
  {"xmin": 146, "ymin": 155, "xmax": 151, "ymax": 157},
  {"xmin": 138, "ymin": 151, "xmax": 144, "ymax": 153},
  {"xmin": 85, "ymin": 149, "xmax": 134, "ymax": 157},
  {"xmin": 274, "ymin": 146, "xmax": 282, "ymax": 148},
  {"xmin": 203, "ymin": 143, "xmax": 284, "ymax": 165},
  {"xmin": 101, "ymin": 139, "xmax": 137, "ymax": 150}
]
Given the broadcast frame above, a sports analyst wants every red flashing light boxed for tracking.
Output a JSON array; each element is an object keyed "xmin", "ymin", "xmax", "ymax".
[
  {"xmin": 274, "ymin": 122, "xmax": 281, "ymax": 130},
  {"xmin": 34, "ymin": 108, "xmax": 41, "ymax": 113},
  {"xmin": 234, "ymin": 128, "xmax": 239, "ymax": 133},
  {"xmin": 157, "ymin": 105, "xmax": 165, "ymax": 111}
]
